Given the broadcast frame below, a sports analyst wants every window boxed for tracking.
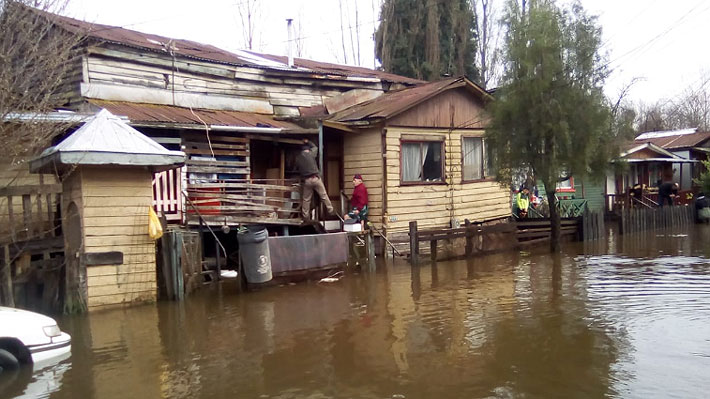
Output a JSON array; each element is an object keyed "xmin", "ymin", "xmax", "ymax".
[
  {"xmin": 557, "ymin": 176, "xmax": 575, "ymax": 192},
  {"xmin": 402, "ymin": 141, "xmax": 444, "ymax": 183},
  {"xmin": 462, "ymin": 136, "xmax": 493, "ymax": 181}
]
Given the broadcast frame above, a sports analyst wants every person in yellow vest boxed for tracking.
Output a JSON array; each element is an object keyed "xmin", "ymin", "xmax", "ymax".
[{"xmin": 515, "ymin": 186, "xmax": 531, "ymax": 218}]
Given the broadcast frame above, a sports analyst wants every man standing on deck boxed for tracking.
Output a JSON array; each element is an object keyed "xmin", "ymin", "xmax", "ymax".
[{"xmin": 296, "ymin": 139, "xmax": 334, "ymax": 220}]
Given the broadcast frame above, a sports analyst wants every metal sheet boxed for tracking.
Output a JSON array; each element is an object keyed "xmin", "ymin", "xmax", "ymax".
[
  {"xmin": 89, "ymin": 100, "xmax": 304, "ymax": 130},
  {"xmin": 268, "ymin": 233, "xmax": 348, "ymax": 273}
]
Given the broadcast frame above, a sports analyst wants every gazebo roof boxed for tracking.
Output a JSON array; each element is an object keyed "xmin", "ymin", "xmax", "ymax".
[{"xmin": 30, "ymin": 109, "xmax": 185, "ymax": 173}]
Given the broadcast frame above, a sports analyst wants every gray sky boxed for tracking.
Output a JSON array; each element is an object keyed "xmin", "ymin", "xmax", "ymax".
[{"xmin": 64, "ymin": 0, "xmax": 710, "ymax": 104}]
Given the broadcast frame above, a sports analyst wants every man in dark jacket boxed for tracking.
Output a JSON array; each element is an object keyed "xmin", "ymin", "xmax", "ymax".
[
  {"xmin": 658, "ymin": 181, "xmax": 678, "ymax": 207},
  {"xmin": 296, "ymin": 140, "xmax": 334, "ymax": 220}
]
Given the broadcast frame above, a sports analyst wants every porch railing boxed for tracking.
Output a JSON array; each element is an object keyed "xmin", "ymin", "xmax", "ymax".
[
  {"xmin": 152, "ymin": 168, "xmax": 183, "ymax": 222},
  {"xmin": 184, "ymin": 178, "xmax": 302, "ymax": 226}
]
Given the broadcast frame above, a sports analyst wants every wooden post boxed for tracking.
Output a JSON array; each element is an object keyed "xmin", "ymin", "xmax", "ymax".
[
  {"xmin": 409, "ymin": 221, "xmax": 418, "ymax": 265},
  {"xmin": 366, "ymin": 229, "xmax": 376, "ymax": 272},
  {"xmin": 22, "ymin": 194, "xmax": 32, "ymax": 238},
  {"xmin": 7, "ymin": 196, "xmax": 15, "ymax": 241},
  {"xmin": 1, "ymin": 245, "xmax": 13, "ymax": 307},
  {"xmin": 464, "ymin": 219, "xmax": 473, "ymax": 256},
  {"xmin": 215, "ymin": 238, "xmax": 222, "ymax": 281},
  {"xmin": 430, "ymin": 240, "xmax": 438, "ymax": 263}
]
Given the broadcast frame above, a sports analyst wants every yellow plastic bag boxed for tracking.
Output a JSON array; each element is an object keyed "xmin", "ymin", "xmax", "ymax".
[{"xmin": 148, "ymin": 207, "xmax": 164, "ymax": 240}]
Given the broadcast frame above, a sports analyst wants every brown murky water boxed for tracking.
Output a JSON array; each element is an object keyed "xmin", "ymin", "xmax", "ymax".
[{"xmin": 3, "ymin": 225, "xmax": 710, "ymax": 399}]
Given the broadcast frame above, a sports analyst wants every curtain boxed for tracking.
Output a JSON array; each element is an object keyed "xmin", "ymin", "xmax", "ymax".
[
  {"xmin": 463, "ymin": 137, "xmax": 482, "ymax": 180},
  {"xmin": 402, "ymin": 143, "xmax": 421, "ymax": 181}
]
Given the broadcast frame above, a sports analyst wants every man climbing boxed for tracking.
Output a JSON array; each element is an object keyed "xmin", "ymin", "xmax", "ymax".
[
  {"xmin": 295, "ymin": 139, "xmax": 334, "ymax": 220},
  {"xmin": 344, "ymin": 174, "xmax": 368, "ymax": 223}
]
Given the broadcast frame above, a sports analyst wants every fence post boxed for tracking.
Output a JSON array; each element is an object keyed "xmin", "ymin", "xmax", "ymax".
[
  {"xmin": 366, "ymin": 228, "xmax": 376, "ymax": 272},
  {"xmin": 430, "ymin": 240, "xmax": 438, "ymax": 263},
  {"xmin": 409, "ymin": 221, "xmax": 418, "ymax": 265},
  {"xmin": 1, "ymin": 245, "xmax": 13, "ymax": 307},
  {"xmin": 464, "ymin": 219, "xmax": 473, "ymax": 256}
]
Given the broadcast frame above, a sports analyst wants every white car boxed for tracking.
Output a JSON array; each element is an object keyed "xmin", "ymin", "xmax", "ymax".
[{"xmin": 0, "ymin": 306, "xmax": 71, "ymax": 371}]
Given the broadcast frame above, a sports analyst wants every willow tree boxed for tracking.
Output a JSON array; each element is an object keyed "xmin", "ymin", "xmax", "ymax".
[{"xmin": 486, "ymin": 0, "xmax": 613, "ymax": 251}]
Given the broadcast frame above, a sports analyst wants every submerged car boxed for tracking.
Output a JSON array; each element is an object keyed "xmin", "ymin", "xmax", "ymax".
[{"xmin": 0, "ymin": 306, "xmax": 71, "ymax": 372}]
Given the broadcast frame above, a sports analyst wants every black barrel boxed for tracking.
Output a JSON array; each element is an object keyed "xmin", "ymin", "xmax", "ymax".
[{"xmin": 237, "ymin": 225, "xmax": 273, "ymax": 283}]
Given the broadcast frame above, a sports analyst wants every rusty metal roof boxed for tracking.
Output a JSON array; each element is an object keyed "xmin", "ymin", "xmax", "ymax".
[
  {"xmin": 44, "ymin": 11, "xmax": 422, "ymax": 85},
  {"xmin": 327, "ymin": 77, "xmax": 490, "ymax": 124},
  {"xmin": 635, "ymin": 131, "xmax": 710, "ymax": 150},
  {"xmin": 89, "ymin": 100, "xmax": 305, "ymax": 130}
]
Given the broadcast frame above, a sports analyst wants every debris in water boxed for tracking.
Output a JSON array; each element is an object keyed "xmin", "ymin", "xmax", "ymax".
[
  {"xmin": 220, "ymin": 270, "xmax": 238, "ymax": 279},
  {"xmin": 318, "ymin": 271, "xmax": 344, "ymax": 284}
]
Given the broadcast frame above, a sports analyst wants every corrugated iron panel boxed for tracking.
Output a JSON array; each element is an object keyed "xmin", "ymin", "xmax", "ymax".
[
  {"xmin": 268, "ymin": 233, "xmax": 348, "ymax": 273},
  {"xmin": 89, "ymin": 100, "xmax": 304, "ymax": 130},
  {"xmin": 637, "ymin": 132, "xmax": 710, "ymax": 149}
]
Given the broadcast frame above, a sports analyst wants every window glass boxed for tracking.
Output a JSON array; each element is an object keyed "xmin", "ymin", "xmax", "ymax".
[
  {"xmin": 402, "ymin": 141, "xmax": 443, "ymax": 182},
  {"xmin": 462, "ymin": 137, "xmax": 483, "ymax": 180}
]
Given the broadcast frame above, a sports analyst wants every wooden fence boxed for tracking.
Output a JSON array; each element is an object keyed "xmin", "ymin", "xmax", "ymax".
[
  {"xmin": 408, "ymin": 220, "xmax": 518, "ymax": 264},
  {"xmin": 407, "ymin": 211, "xmax": 605, "ymax": 264},
  {"xmin": 0, "ymin": 182, "xmax": 64, "ymax": 309},
  {"xmin": 582, "ymin": 209, "xmax": 605, "ymax": 241},
  {"xmin": 619, "ymin": 205, "xmax": 693, "ymax": 235}
]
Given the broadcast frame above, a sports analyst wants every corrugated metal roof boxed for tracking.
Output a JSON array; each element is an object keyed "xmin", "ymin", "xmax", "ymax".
[
  {"xmin": 89, "ymin": 100, "xmax": 305, "ymax": 130},
  {"xmin": 327, "ymin": 77, "xmax": 490, "ymax": 124},
  {"xmin": 635, "ymin": 131, "xmax": 710, "ymax": 149},
  {"xmin": 44, "ymin": 11, "xmax": 422, "ymax": 85}
]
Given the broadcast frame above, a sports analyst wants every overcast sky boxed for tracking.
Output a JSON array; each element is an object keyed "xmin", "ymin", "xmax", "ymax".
[{"xmin": 64, "ymin": 0, "xmax": 710, "ymax": 104}]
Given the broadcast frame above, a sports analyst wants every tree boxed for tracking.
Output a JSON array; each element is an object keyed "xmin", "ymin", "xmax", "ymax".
[
  {"xmin": 375, "ymin": 0, "xmax": 479, "ymax": 81},
  {"xmin": 0, "ymin": 0, "xmax": 85, "ymax": 308},
  {"xmin": 236, "ymin": 0, "xmax": 261, "ymax": 51},
  {"xmin": 0, "ymin": 0, "xmax": 84, "ymax": 162},
  {"xmin": 694, "ymin": 159, "xmax": 710, "ymax": 195},
  {"xmin": 473, "ymin": 0, "xmax": 503, "ymax": 89},
  {"xmin": 486, "ymin": 0, "xmax": 612, "ymax": 251}
]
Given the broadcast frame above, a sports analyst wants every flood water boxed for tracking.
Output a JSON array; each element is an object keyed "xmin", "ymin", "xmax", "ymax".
[{"xmin": 3, "ymin": 225, "xmax": 710, "ymax": 399}]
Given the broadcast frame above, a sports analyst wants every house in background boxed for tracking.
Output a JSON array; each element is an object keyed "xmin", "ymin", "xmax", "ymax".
[
  {"xmin": 633, "ymin": 129, "xmax": 710, "ymax": 190},
  {"xmin": 602, "ymin": 141, "xmax": 696, "ymax": 213}
]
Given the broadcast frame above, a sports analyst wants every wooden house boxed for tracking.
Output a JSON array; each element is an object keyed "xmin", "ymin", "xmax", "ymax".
[
  {"xmin": 634, "ymin": 129, "xmax": 710, "ymax": 190},
  {"xmin": 35, "ymin": 11, "xmax": 423, "ymax": 229},
  {"xmin": 603, "ymin": 142, "xmax": 696, "ymax": 212},
  {"xmin": 324, "ymin": 77, "xmax": 511, "ymax": 245},
  {"xmin": 2, "ymin": 9, "xmax": 514, "ymax": 311}
]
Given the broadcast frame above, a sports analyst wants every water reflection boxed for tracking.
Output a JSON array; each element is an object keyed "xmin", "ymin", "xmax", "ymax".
[{"xmin": 3, "ymin": 226, "xmax": 708, "ymax": 399}]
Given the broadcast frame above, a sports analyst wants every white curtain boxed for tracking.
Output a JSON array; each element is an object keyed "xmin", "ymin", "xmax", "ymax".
[
  {"xmin": 463, "ymin": 137, "xmax": 482, "ymax": 180},
  {"xmin": 402, "ymin": 143, "xmax": 422, "ymax": 181}
]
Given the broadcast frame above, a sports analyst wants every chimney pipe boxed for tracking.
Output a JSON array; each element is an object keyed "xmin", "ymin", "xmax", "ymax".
[{"xmin": 286, "ymin": 18, "xmax": 294, "ymax": 68}]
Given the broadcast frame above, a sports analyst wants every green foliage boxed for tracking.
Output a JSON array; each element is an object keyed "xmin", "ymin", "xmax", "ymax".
[
  {"xmin": 486, "ymin": 0, "xmax": 612, "ymax": 192},
  {"xmin": 694, "ymin": 160, "xmax": 710, "ymax": 195},
  {"xmin": 375, "ymin": 0, "xmax": 479, "ymax": 81}
]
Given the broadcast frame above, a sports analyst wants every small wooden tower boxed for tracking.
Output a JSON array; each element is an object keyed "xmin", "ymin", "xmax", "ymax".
[{"xmin": 30, "ymin": 109, "xmax": 184, "ymax": 312}]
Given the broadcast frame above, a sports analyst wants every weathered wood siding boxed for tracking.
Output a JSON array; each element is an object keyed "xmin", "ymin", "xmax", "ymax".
[
  {"xmin": 342, "ymin": 128, "xmax": 384, "ymax": 229},
  {"xmin": 0, "ymin": 161, "xmax": 60, "ymax": 241},
  {"xmin": 78, "ymin": 167, "xmax": 157, "ymax": 309},
  {"xmin": 388, "ymin": 88, "xmax": 488, "ymax": 129},
  {"xmin": 384, "ymin": 127, "xmax": 510, "ymax": 236},
  {"xmin": 82, "ymin": 45, "xmax": 384, "ymax": 116}
]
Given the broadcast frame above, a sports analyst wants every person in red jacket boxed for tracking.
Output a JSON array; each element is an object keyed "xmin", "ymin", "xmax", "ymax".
[{"xmin": 344, "ymin": 174, "xmax": 368, "ymax": 222}]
